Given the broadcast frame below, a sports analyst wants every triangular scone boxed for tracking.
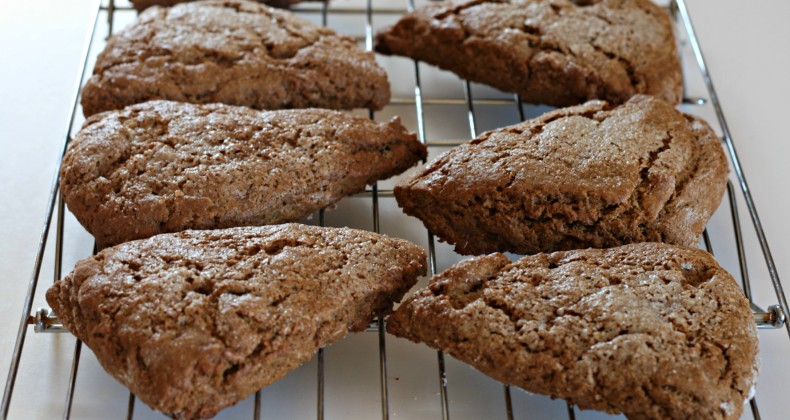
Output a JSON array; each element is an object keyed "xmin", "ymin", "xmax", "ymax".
[
  {"xmin": 394, "ymin": 95, "xmax": 727, "ymax": 255},
  {"xmin": 61, "ymin": 100, "xmax": 426, "ymax": 247},
  {"xmin": 388, "ymin": 243, "xmax": 758, "ymax": 419},
  {"xmin": 81, "ymin": 0, "xmax": 390, "ymax": 116},
  {"xmin": 47, "ymin": 224, "xmax": 427, "ymax": 419},
  {"xmin": 375, "ymin": 0, "xmax": 681, "ymax": 106},
  {"xmin": 130, "ymin": 0, "xmax": 303, "ymax": 12}
]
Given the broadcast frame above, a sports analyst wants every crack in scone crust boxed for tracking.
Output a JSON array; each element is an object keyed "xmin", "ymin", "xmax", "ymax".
[
  {"xmin": 46, "ymin": 224, "xmax": 427, "ymax": 419},
  {"xmin": 81, "ymin": 0, "xmax": 390, "ymax": 116},
  {"xmin": 387, "ymin": 243, "xmax": 759, "ymax": 419},
  {"xmin": 375, "ymin": 0, "xmax": 682, "ymax": 106},
  {"xmin": 60, "ymin": 100, "xmax": 426, "ymax": 248},
  {"xmin": 394, "ymin": 95, "xmax": 728, "ymax": 255}
]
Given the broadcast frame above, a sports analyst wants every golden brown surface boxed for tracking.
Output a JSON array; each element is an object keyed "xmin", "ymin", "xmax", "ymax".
[
  {"xmin": 61, "ymin": 100, "xmax": 426, "ymax": 247},
  {"xmin": 47, "ymin": 224, "xmax": 427, "ymax": 419},
  {"xmin": 389, "ymin": 243, "xmax": 758, "ymax": 419},
  {"xmin": 375, "ymin": 0, "xmax": 681, "ymax": 106},
  {"xmin": 81, "ymin": 0, "xmax": 389, "ymax": 116},
  {"xmin": 395, "ymin": 95, "xmax": 728, "ymax": 255}
]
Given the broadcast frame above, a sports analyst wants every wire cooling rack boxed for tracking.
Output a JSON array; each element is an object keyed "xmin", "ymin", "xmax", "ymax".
[{"xmin": 2, "ymin": 0, "xmax": 788, "ymax": 419}]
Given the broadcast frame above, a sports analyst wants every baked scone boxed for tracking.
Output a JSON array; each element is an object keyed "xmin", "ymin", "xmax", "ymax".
[
  {"xmin": 81, "ymin": 0, "xmax": 389, "ymax": 116},
  {"xmin": 388, "ymin": 243, "xmax": 758, "ymax": 419},
  {"xmin": 375, "ymin": 0, "xmax": 681, "ymax": 106},
  {"xmin": 61, "ymin": 100, "xmax": 426, "ymax": 247},
  {"xmin": 395, "ymin": 95, "xmax": 727, "ymax": 255},
  {"xmin": 130, "ymin": 0, "xmax": 303, "ymax": 12},
  {"xmin": 47, "ymin": 223, "xmax": 427, "ymax": 419}
]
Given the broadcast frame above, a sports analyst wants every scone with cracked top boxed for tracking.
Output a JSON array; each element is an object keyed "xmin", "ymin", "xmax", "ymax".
[
  {"xmin": 395, "ymin": 95, "xmax": 728, "ymax": 255},
  {"xmin": 388, "ymin": 243, "xmax": 758, "ymax": 419},
  {"xmin": 82, "ymin": 0, "xmax": 390, "ymax": 116},
  {"xmin": 61, "ymin": 100, "xmax": 426, "ymax": 247},
  {"xmin": 47, "ymin": 223, "xmax": 427, "ymax": 419},
  {"xmin": 130, "ymin": 0, "xmax": 304, "ymax": 12},
  {"xmin": 375, "ymin": 0, "xmax": 682, "ymax": 106}
]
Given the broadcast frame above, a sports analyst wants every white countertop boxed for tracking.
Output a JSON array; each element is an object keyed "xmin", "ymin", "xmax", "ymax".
[{"xmin": 1, "ymin": 0, "xmax": 788, "ymax": 419}]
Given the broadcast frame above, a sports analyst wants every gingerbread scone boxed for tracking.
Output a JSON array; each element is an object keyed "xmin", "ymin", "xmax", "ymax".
[
  {"xmin": 130, "ymin": 0, "xmax": 304, "ymax": 12},
  {"xmin": 82, "ymin": 0, "xmax": 389, "ymax": 116},
  {"xmin": 62, "ymin": 100, "xmax": 425, "ymax": 247},
  {"xmin": 376, "ymin": 0, "xmax": 681, "ymax": 106},
  {"xmin": 395, "ymin": 95, "xmax": 727, "ymax": 255},
  {"xmin": 388, "ymin": 243, "xmax": 758, "ymax": 419},
  {"xmin": 47, "ymin": 224, "xmax": 427, "ymax": 419}
]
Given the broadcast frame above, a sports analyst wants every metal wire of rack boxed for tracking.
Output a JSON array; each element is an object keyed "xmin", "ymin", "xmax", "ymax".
[{"xmin": 2, "ymin": 0, "xmax": 788, "ymax": 419}]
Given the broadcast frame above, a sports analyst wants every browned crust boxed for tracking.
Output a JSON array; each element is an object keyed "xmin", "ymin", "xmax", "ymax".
[
  {"xmin": 394, "ymin": 95, "xmax": 728, "ymax": 255},
  {"xmin": 81, "ymin": 0, "xmax": 389, "ymax": 116},
  {"xmin": 388, "ymin": 243, "xmax": 758, "ymax": 419},
  {"xmin": 61, "ymin": 100, "xmax": 426, "ymax": 247},
  {"xmin": 130, "ymin": 0, "xmax": 305, "ymax": 12},
  {"xmin": 375, "ymin": 0, "xmax": 682, "ymax": 106},
  {"xmin": 47, "ymin": 224, "xmax": 427, "ymax": 419}
]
